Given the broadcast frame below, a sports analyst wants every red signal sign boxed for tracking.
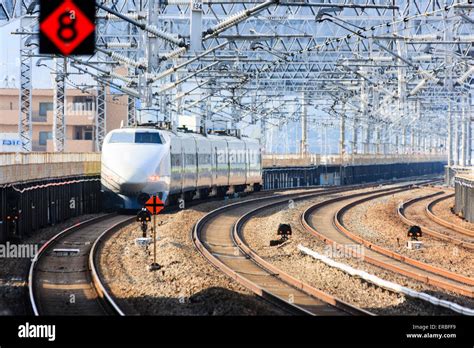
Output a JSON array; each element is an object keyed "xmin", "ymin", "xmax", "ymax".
[
  {"xmin": 145, "ymin": 196, "xmax": 165, "ymax": 215},
  {"xmin": 40, "ymin": 0, "xmax": 95, "ymax": 56}
]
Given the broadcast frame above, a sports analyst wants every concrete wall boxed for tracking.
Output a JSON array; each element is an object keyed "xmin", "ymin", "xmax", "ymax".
[
  {"xmin": 454, "ymin": 175, "xmax": 474, "ymax": 223},
  {"xmin": 0, "ymin": 152, "xmax": 100, "ymax": 185}
]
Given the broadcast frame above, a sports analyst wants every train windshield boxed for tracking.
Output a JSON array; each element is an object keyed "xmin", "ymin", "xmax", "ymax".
[
  {"xmin": 135, "ymin": 132, "xmax": 162, "ymax": 144},
  {"xmin": 109, "ymin": 132, "xmax": 163, "ymax": 144}
]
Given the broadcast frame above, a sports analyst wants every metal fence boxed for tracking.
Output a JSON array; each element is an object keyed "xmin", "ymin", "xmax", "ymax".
[
  {"xmin": 263, "ymin": 153, "xmax": 447, "ymax": 168},
  {"xmin": 263, "ymin": 161, "xmax": 446, "ymax": 190},
  {"xmin": 0, "ymin": 176, "xmax": 102, "ymax": 242}
]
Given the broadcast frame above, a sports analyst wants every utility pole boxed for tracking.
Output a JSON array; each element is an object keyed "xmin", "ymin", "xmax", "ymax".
[
  {"xmin": 454, "ymin": 103, "xmax": 459, "ymax": 166},
  {"xmin": 53, "ymin": 58, "xmax": 66, "ymax": 152},
  {"xmin": 19, "ymin": 16, "xmax": 33, "ymax": 152},
  {"xmin": 352, "ymin": 117, "xmax": 358, "ymax": 164},
  {"xmin": 447, "ymin": 100, "xmax": 453, "ymax": 166},
  {"xmin": 95, "ymin": 83, "xmax": 107, "ymax": 151},
  {"xmin": 300, "ymin": 92, "xmax": 308, "ymax": 157},
  {"xmin": 339, "ymin": 101, "xmax": 346, "ymax": 185}
]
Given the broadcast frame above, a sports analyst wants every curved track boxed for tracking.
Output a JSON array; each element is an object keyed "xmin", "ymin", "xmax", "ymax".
[
  {"xmin": 193, "ymin": 186, "xmax": 375, "ymax": 316},
  {"xmin": 426, "ymin": 193, "xmax": 474, "ymax": 238},
  {"xmin": 399, "ymin": 192, "xmax": 474, "ymax": 250},
  {"xmin": 302, "ymin": 183, "xmax": 474, "ymax": 298},
  {"xmin": 29, "ymin": 214, "xmax": 131, "ymax": 315}
]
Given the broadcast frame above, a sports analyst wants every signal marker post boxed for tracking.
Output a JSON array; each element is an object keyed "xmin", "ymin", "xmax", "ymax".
[
  {"xmin": 145, "ymin": 196, "xmax": 164, "ymax": 271},
  {"xmin": 39, "ymin": 0, "xmax": 96, "ymax": 56}
]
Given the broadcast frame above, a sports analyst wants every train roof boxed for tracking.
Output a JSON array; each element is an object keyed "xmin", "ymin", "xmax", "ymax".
[{"xmin": 112, "ymin": 126, "xmax": 260, "ymax": 144}]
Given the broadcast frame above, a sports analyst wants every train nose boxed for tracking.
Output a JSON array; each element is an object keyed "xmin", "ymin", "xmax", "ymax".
[{"xmin": 101, "ymin": 145, "xmax": 165, "ymax": 193}]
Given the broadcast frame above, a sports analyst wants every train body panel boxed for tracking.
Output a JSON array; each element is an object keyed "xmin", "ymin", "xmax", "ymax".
[
  {"xmin": 181, "ymin": 135, "xmax": 197, "ymax": 192},
  {"xmin": 169, "ymin": 135, "xmax": 182, "ymax": 195},
  {"xmin": 227, "ymin": 138, "xmax": 246, "ymax": 186},
  {"xmin": 245, "ymin": 138, "xmax": 262, "ymax": 185},
  {"xmin": 101, "ymin": 127, "xmax": 262, "ymax": 210},
  {"xmin": 194, "ymin": 135, "xmax": 212, "ymax": 189},
  {"xmin": 211, "ymin": 136, "xmax": 229, "ymax": 187}
]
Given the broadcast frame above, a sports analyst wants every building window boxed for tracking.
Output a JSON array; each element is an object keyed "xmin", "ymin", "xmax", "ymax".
[
  {"xmin": 74, "ymin": 126, "xmax": 93, "ymax": 140},
  {"xmin": 39, "ymin": 131, "xmax": 52, "ymax": 145},
  {"xmin": 73, "ymin": 96, "xmax": 94, "ymax": 103},
  {"xmin": 39, "ymin": 102, "xmax": 53, "ymax": 117}
]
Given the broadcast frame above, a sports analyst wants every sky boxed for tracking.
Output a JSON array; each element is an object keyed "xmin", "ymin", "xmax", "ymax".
[
  {"xmin": 0, "ymin": 20, "xmax": 21, "ymax": 88},
  {"xmin": 0, "ymin": 19, "xmax": 95, "ymax": 89}
]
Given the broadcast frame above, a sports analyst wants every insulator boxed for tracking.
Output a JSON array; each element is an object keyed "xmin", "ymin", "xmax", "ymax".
[
  {"xmin": 146, "ymin": 25, "xmax": 185, "ymax": 47},
  {"xmin": 110, "ymin": 51, "xmax": 147, "ymax": 69},
  {"xmin": 409, "ymin": 79, "xmax": 428, "ymax": 96},
  {"xmin": 110, "ymin": 72, "xmax": 133, "ymax": 84},
  {"xmin": 121, "ymin": 86, "xmax": 140, "ymax": 97},
  {"xmin": 457, "ymin": 66, "xmax": 474, "ymax": 84},
  {"xmin": 105, "ymin": 12, "xmax": 144, "ymax": 21},
  {"xmin": 161, "ymin": 47, "xmax": 187, "ymax": 61},
  {"xmin": 106, "ymin": 42, "xmax": 134, "ymax": 48},
  {"xmin": 211, "ymin": 10, "xmax": 250, "ymax": 33}
]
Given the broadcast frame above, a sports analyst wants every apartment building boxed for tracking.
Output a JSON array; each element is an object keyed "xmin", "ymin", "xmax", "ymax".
[{"xmin": 0, "ymin": 88, "xmax": 128, "ymax": 152}]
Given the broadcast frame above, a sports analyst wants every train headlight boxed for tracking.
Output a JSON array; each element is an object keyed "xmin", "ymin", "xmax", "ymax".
[{"xmin": 148, "ymin": 175, "xmax": 160, "ymax": 182}]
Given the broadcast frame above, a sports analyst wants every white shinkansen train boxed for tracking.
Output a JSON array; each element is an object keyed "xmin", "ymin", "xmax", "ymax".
[{"xmin": 101, "ymin": 127, "xmax": 262, "ymax": 210}]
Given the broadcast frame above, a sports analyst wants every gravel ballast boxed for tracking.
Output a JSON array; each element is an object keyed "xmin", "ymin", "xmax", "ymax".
[
  {"xmin": 240, "ymin": 188, "xmax": 473, "ymax": 315},
  {"xmin": 97, "ymin": 191, "xmax": 320, "ymax": 316},
  {"xmin": 431, "ymin": 196, "xmax": 474, "ymax": 231},
  {"xmin": 342, "ymin": 188, "xmax": 474, "ymax": 278}
]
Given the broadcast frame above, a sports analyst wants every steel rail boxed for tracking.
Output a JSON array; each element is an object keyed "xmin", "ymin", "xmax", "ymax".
[
  {"xmin": 301, "ymin": 181, "xmax": 474, "ymax": 298},
  {"xmin": 398, "ymin": 192, "xmax": 474, "ymax": 251},
  {"xmin": 193, "ymin": 184, "xmax": 400, "ymax": 315},
  {"xmin": 29, "ymin": 214, "xmax": 132, "ymax": 315},
  {"xmin": 232, "ymin": 190, "xmax": 374, "ymax": 316},
  {"xmin": 425, "ymin": 193, "xmax": 474, "ymax": 238}
]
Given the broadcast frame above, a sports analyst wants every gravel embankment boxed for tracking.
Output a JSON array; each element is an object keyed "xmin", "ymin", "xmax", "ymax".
[
  {"xmin": 343, "ymin": 188, "xmax": 474, "ymax": 278},
  {"xmin": 241, "ymin": 189, "xmax": 472, "ymax": 315},
  {"xmin": 431, "ymin": 196, "xmax": 474, "ymax": 231},
  {"xmin": 0, "ymin": 214, "xmax": 101, "ymax": 315},
  {"xmin": 97, "ymin": 191, "xmax": 319, "ymax": 316}
]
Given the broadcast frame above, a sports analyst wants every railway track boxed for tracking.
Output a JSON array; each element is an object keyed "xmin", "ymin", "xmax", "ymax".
[
  {"xmin": 426, "ymin": 193, "xmax": 474, "ymax": 238},
  {"xmin": 192, "ymin": 183, "xmax": 420, "ymax": 316},
  {"xmin": 29, "ymin": 214, "xmax": 132, "ymax": 315},
  {"xmin": 398, "ymin": 192, "xmax": 474, "ymax": 250},
  {"xmin": 302, "ymin": 182, "xmax": 474, "ymax": 298}
]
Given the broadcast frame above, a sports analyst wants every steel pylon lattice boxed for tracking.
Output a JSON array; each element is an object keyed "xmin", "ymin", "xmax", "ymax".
[
  {"xmin": 0, "ymin": 0, "xmax": 471, "ymax": 163},
  {"xmin": 53, "ymin": 58, "xmax": 66, "ymax": 152},
  {"xmin": 95, "ymin": 83, "xmax": 107, "ymax": 151},
  {"xmin": 18, "ymin": 20, "xmax": 33, "ymax": 152}
]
